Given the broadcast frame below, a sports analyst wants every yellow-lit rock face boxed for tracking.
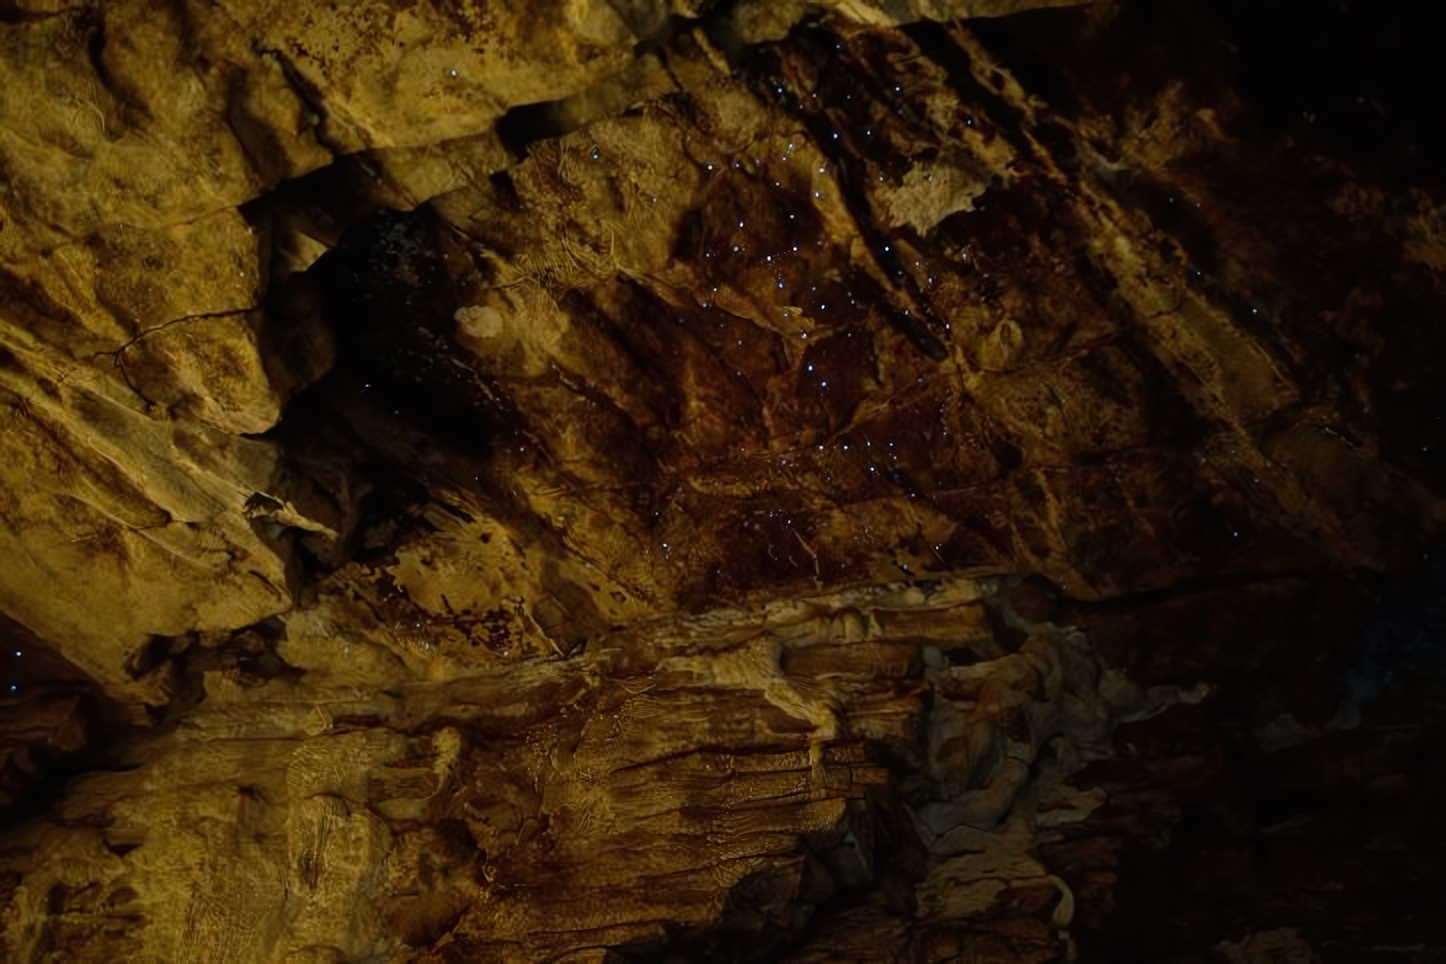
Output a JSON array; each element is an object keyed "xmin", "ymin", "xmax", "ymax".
[
  {"xmin": 0, "ymin": 0, "xmax": 1443, "ymax": 960},
  {"xmin": 0, "ymin": 0, "xmax": 661, "ymax": 703},
  {"xmin": 2, "ymin": 577, "xmax": 1201, "ymax": 961}
]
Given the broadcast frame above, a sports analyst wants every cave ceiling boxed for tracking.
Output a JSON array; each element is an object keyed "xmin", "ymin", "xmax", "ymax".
[{"xmin": 0, "ymin": 0, "xmax": 1444, "ymax": 961}]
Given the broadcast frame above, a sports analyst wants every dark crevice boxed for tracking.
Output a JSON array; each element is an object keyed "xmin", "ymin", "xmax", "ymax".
[
  {"xmin": 498, "ymin": 4, "xmax": 736, "ymax": 159},
  {"xmin": 252, "ymin": 42, "xmax": 349, "ymax": 159},
  {"xmin": 0, "ymin": 2, "xmax": 90, "ymax": 26},
  {"xmin": 0, "ymin": 613, "xmax": 142, "ymax": 829}
]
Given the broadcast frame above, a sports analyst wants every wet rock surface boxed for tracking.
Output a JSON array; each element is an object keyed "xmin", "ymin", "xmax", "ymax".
[{"xmin": 1, "ymin": 0, "xmax": 1445, "ymax": 960}]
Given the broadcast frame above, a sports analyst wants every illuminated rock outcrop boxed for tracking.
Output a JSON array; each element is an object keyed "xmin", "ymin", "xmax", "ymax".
[{"xmin": 1, "ymin": 0, "xmax": 1443, "ymax": 960}]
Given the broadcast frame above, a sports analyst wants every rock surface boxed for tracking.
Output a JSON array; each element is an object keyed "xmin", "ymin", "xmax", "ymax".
[{"xmin": 1, "ymin": 0, "xmax": 1444, "ymax": 960}]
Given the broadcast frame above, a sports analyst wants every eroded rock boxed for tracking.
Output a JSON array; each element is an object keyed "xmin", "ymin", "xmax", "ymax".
[{"xmin": 0, "ymin": 0, "xmax": 1444, "ymax": 960}]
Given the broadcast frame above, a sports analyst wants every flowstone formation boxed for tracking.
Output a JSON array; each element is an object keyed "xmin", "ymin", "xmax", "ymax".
[{"xmin": 1, "ymin": 0, "xmax": 1444, "ymax": 961}]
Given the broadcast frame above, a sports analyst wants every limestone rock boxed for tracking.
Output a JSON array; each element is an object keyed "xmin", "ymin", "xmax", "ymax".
[{"xmin": 0, "ymin": 0, "xmax": 1444, "ymax": 961}]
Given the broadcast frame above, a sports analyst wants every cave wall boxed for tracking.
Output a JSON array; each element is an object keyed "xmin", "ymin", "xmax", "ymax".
[{"xmin": 1, "ymin": 0, "xmax": 1444, "ymax": 960}]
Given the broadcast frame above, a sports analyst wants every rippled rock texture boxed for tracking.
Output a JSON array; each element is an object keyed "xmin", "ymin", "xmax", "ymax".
[{"xmin": 1, "ymin": 0, "xmax": 1444, "ymax": 960}]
